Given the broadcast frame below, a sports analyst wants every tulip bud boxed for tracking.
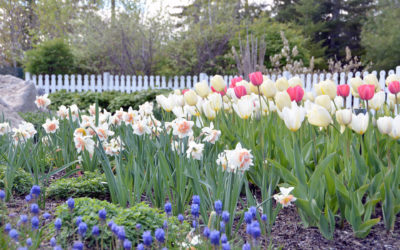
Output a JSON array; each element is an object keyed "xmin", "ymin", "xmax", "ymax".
[
  {"xmin": 307, "ymin": 105, "xmax": 332, "ymax": 128},
  {"xmin": 377, "ymin": 116, "xmax": 393, "ymax": 135},
  {"xmin": 358, "ymin": 84, "xmax": 375, "ymax": 101},
  {"xmin": 336, "ymin": 109, "xmax": 352, "ymax": 125},
  {"xmin": 315, "ymin": 95, "xmax": 331, "ymax": 112},
  {"xmin": 349, "ymin": 77, "xmax": 363, "ymax": 97},
  {"xmin": 202, "ymin": 101, "xmax": 216, "ymax": 120},
  {"xmin": 286, "ymin": 86, "xmax": 304, "ymax": 102},
  {"xmin": 334, "ymin": 96, "xmax": 344, "ymax": 109},
  {"xmin": 249, "ymin": 72, "xmax": 263, "ymax": 86},
  {"xmin": 315, "ymin": 80, "xmax": 336, "ymax": 99},
  {"xmin": 386, "ymin": 75, "xmax": 400, "ymax": 86},
  {"xmin": 211, "ymin": 75, "xmax": 226, "ymax": 92},
  {"xmin": 388, "ymin": 81, "xmax": 400, "ymax": 95},
  {"xmin": 275, "ymin": 91, "xmax": 291, "ymax": 111},
  {"xmin": 230, "ymin": 76, "xmax": 243, "ymax": 88},
  {"xmin": 184, "ymin": 90, "xmax": 198, "ymax": 106},
  {"xmin": 369, "ymin": 91, "xmax": 385, "ymax": 111},
  {"xmin": 234, "ymin": 86, "xmax": 247, "ymax": 99},
  {"xmin": 364, "ymin": 74, "xmax": 380, "ymax": 92},
  {"xmin": 194, "ymin": 81, "xmax": 211, "ymax": 98},
  {"xmin": 208, "ymin": 93, "xmax": 222, "ymax": 111},
  {"xmin": 260, "ymin": 79, "xmax": 276, "ymax": 98},
  {"xmin": 288, "ymin": 76, "xmax": 302, "ymax": 88},
  {"xmin": 337, "ymin": 84, "xmax": 350, "ymax": 97},
  {"xmin": 350, "ymin": 113, "xmax": 369, "ymax": 135},
  {"xmin": 275, "ymin": 77, "xmax": 289, "ymax": 92}
]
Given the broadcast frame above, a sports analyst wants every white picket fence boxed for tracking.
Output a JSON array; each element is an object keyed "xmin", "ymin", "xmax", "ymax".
[{"xmin": 25, "ymin": 66, "xmax": 400, "ymax": 108}]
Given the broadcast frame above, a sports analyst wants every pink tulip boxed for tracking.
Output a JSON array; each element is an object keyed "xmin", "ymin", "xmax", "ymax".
[
  {"xmin": 182, "ymin": 89, "xmax": 189, "ymax": 95},
  {"xmin": 358, "ymin": 84, "xmax": 375, "ymax": 100},
  {"xmin": 249, "ymin": 72, "xmax": 263, "ymax": 86},
  {"xmin": 230, "ymin": 76, "xmax": 243, "ymax": 88},
  {"xmin": 211, "ymin": 86, "xmax": 227, "ymax": 96},
  {"xmin": 234, "ymin": 86, "xmax": 247, "ymax": 99},
  {"xmin": 286, "ymin": 86, "xmax": 304, "ymax": 102},
  {"xmin": 388, "ymin": 81, "xmax": 400, "ymax": 95},
  {"xmin": 337, "ymin": 84, "xmax": 350, "ymax": 97}
]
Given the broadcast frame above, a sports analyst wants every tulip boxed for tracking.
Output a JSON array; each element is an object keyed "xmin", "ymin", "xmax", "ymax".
[
  {"xmin": 286, "ymin": 86, "xmax": 304, "ymax": 102},
  {"xmin": 388, "ymin": 81, "xmax": 400, "ymax": 95},
  {"xmin": 315, "ymin": 95, "xmax": 332, "ymax": 112},
  {"xmin": 334, "ymin": 96, "xmax": 344, "ymax": 110},
  {"xmin": 364, "ymin": 74, "xmax": 380, "ymax": 92},
  {"xmin": 336, "ymin": 109, "xmax": 352, "ymax": 133},
  {"xmin": 260, "ymin": 79, "xmax": 276, "ymax": 98},
  {"xmin": 307, "ymin": 104, "xmax": 332, "ymax": 128},
  {"xmin": 230, "ymin": 76, "xmax": 243, "ymax": 88},
  {"xmin": 210, "ymin": 75, "xmax": 226, "ymax": 92},
  {"xmin": 202, "ymin": 101, "xmax": 216, "ymax": 120},
  {"xmin": 182, "ymin": 89, "xmax": 190, "ymax": 95},
  {"xmin": 304, "ymin": 92, "xmax": 314, "ymax": 102},
  {"xmin": 377, "ymin": 116, "xmax": 393, "ymax": 135},
  {"xmin": 282, "ymin": 102, "xmax": 306, "ymax": 132},
  {"xmin": 275, "ymin": 77, "xmax": 289, "ymax": 92},
  {"xmin": 337, "ymin": 84, "xmax": 350, "ymax": 97},
  {"xmin": 315, "ymin": 80, "xmax": 336, "ymax": 99},
  {"xmin": 233, "ymin": 97, "xmax": 254, "ymax": 119},
  {"xmin": 184, "ymin": 90, "xmax": 198, "ymax": 106},
  {"xmin": 389, "ymin": 116, "xmax": 400, "ymax": 139},
  {"xmin": 349, "ymin": 77, "xmax": 363, "ymax": 97},
  {"xmin": 194, "ymin": 81, "xmax": 211, "ymax": 98},
  {"xmin": 386, "ymin": 75, "xmax": 400, "ymax": 86},
  {"xmin": 350, "ymin": 113, "xmax": 369, "ymax": 135},
  {"xmin": 275, "ymin": 91, "xmax": 291, "ymax": 111},
  {"xmin": 358, "ymin": 84, "xmax": 375, "ymax": 101},
  {"xmin": 208, "ymin": 93, "xmax": 223, "ymax": 111},
  {"xmin": 234, "ymin": 86, "xmax": 247, "ymax": 99},
  {"xmin": 249, "ymin": 72, "xmax": 263, "ymax": 86},
  {"xmin": 369, "ymin": 91, "xmax": 385, "ymax": 111},
  {"xmin": 288, "ymin": 76, "xmax": 302, "ymax": 88}
]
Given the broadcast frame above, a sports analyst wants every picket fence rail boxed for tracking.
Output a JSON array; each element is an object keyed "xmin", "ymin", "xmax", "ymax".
[{"xmin": 25, "ymin": 66, "xmax": 400, "ymax": 109}]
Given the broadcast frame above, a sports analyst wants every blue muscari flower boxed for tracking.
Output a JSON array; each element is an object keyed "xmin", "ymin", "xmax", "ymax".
[
  {"xmin": 137, "ymin": 243, "xmax": 145, "ymax": 250},
  {"xmin": 244, "ymin": 211, "xmax": 252, "ymax": 224},
  {"xmin": 191, "ymin": 204, "xmax": 199, "ymax": 217},
  {"xmin": 50, "ymin": 237, "xmax": 57, "ymax": 247},
  {"xmin": 98, "ymin": 209, "xmax": 107, "ymax": 220},
  {"xmin": 117, "ymin": 226, "xmax": 126, "ymax": 241},
  {"xmin": 20, "ymin": 214, "xmax": 28, "ymax": 224},
  {"xmin": 163, "ymin": 220, "xmax": 168, "ymax": 229},
  {"xmin": 67, "ymin": 198, "xmax": 75, "ymax": 210},
  {"xmin": 107, "ymin": 220, "xmax": 114, "ymax": 228},
  {"xmin": 220, "ymin": 221, "xmax": 225, "ymax": 232},
  {"xmin": 142, "ymin": 230, "xmax": 152, "ymax": 246},
  {"xmin": 222, "ymin": 243, "xmax": 231, "ymax": 250},
  {"xmin": 155, "ymin": 228, "xmax": 165, "ymax": 243},
  {"xmin": 0, "ymin": 189, "xmax": 5, "ymax": 200},
  {"xmin": 55, "ymin": 218, "xmax": 62, "ymax": 230},
  {"xmin": 246, "ymin": 224, "xmax": 252, "ymax": 235},
  {"xmin": 214, "ymin": 200, "xmax": 223, "ymax": 215},
  {"xmin": 17, "ymin": 247, "xmax": 27, "ymax": 250},
  {"xmin": 161, "ymin": 248, "xmax": 167, "ymax": 250},
  {"xmin": 75, "ymin": 216, "xmax": 82, "ymax": 227},
  {"xmin": 192, "ymin": 220, "xmax": 197, "ymax": 228},
  {"xmin": 72, "ymin": 241, "xmax": 84, "ymax": 250},
  {"xmin": 30, "ymin": 185, "xmax": 41, "ymax": 197},
  {"xmin": 92, "ymin": 225, "xmax": 100, "ymax": 236},
  {"xmin": 261, "ymin": 214, "xmax": 267, "ymax": 222},
  {"xmin": 30, "ymin": 203, "xmax": 39, "ymax": 214},
  {"xmin": 5, "ymin": 223, "xmax": 12, "ymax": 233},
  {"xmin": 26, "ymin": 238, "xmax": 32, "ymax": 246},
  {"xmin": 177, "ymin": 214, "xmax": 184, "ymax": 223},
  {"xmin": 164, "ymin": 202, "xmax": 172, "ymax": 215},
  {"xmin": 54, "ymin": 246, "xmax": 63, "ymax": 250},
  {"xmin": 242, "ymin": 243, "xmax": 251, "ymax": 250},
  {"xmin": 123, "ymin": 239, "xmax": 132, "ymax": 250},
  {"xmin": 209, "ymin": 230, "xmax": 220, "ymax": 246},
  {"xmin": 222, "ymin": 211, "xmax": 230, "ymax": 223},
  {"xmin": 43, "ymin": 212, "xmax": 51, "ymax": 220},
  {"xmin": 249, "ymin": 206, "xmax": 257, "ymax": 219},
  {"xmin": 192, "ymin": 195, "xmax": 200, "ymax": 205},
  {"xmin": 203, "ymin": 227, "xmax": 210, "ymax": 238},
  {"xmin": 25, "ymin": 195, "xmax": 32, "ymax": 202},
  {"xmin": 111, "ymin": 224, "xmax": 119, "ymax": 235},
  {"xmin": 78, "ymin": 222, "xmax": 87, "ymax": 237},
  {"xmin": 31, "ymin": 216, "xmax": 39, "ymax": 230},
  {"xmin": 250, "ymin": 221, "xmax": 261, "ymax": 239},
  {"xmin": 135, "ymin": 223, "xmax": 141, "ymax": 230},
  {"xmin": 221, "ymin": 233, "xmax": 227, "ymax": 244},
  {"xmin": 9, "ymin": 229, "xmax": 19, "ymax": 241}
]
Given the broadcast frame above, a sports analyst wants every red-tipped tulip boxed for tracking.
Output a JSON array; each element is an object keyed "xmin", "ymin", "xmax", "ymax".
[
  {"xmin": 337, "ymin": 84, "xmax": 350, "ymax": 97},
  {"xmin": 388, "ymin": 81, "xmax": 400, "ymax": 95},
  {"xmin": 211, "ymin": 86, "xmax": 227, "ymax": 96},
  {"xmin": 182, "ymin": 89, "xmax": 189, "ymax": 95},
  {"xmin": 230, "ymin": 76, "xmax": 243, "ymax": 88},
  {"xmin": 249, "ymin": 72, "xmax": 263, "ymax": 86},
  {"xmin": 286, "ymin": 86, "xmax": 304, "ymax": 102},
  {"xmin": 358, "ymin": 84, "xmax": 375, "ymax": 100},
  {"xmin": 234, "ymin": 85, "xmax": 247, "ymax": 99}
]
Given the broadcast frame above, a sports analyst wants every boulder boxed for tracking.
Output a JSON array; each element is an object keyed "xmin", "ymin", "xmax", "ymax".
[
  {"xmin": 0, "ymin": 99, "xmax": 24, "ymax": 127},
  {"xmin": 0, "ymin": 75, "xmax": 38, "ymax": 113}
]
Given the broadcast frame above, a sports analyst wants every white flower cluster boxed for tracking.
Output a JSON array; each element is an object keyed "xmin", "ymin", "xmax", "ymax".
[{"xmin": 216, "ymin": 143, "xmax": 253, "ymax": 173}]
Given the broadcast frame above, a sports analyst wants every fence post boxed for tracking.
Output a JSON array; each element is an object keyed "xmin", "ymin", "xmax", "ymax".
[
  {"xmin": 199, "ymin": 73, "xmax": 207, "ymax": 83},
  {"xmin": 25, "ymin": 72, "xmax": 31, "ymax": 81},
  {"xmin": 103, "ymin": 72, "xmax": 109, "ymax": 91}
]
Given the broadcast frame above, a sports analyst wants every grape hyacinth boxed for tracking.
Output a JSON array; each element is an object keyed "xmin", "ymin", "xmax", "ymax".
[
  {"xmin": 54, "ymin": 218, "xmax": 62, "ymax": 231},
  {"xmin": 9, "ymin": 229, "xmax": 19, "ymax": 241},
  {"xmin": 0, "ymin": 189, "xmax": 5, "ymax": 200},
  {"xmin": 214, "ymin": 200, "xmax": 223, "ymax": 215},
  {"xmin": 136, "ymin": 243, "xmax": 144, "ymax": 250},
  {"xmin": 203, "ymin": 227, "xmax": 211, "ymax": 238},
  {"xmin": 92, "ymin": 225, "xmax": 100, "ymax": 236},
  {"xmin": 50, "ymin": 237, "xmax": 57, "ymax": 247},
  {"xmin": 98, "ymin": 209, "xmax": 107, "ymax": 220},
  {"xmin": 30, "ymin": 203, "xmax": 39, "ymax": 214},
  {"xmin": 142, "ymin": 231, "xmax": 152, "ymax": 246},
  {"xmin": 67, "ymin": 198, "xmax": 75, "ymax": 210},
  {"xmin": 123, "ymin": 239, "xmax": 132, "ymax": 250},
  {"xmin": 72, "ymin": 241, "xmax": 84, "ymax": 250},
  {"xmin": 177, "ymin": 214, "xmax": 184, "ymax": 223},
  {"xmin": 222, "ymin": 242, "xmax": 231, "ymax": 250},
  {"xmin": 192, "ymin": 195, "xmax": 200, "ymax": 205},
  {"xmin": 43, "ymin": 212, "xmax": 51, "ymax": 220},
  {"xmin": 31, "ymin": 216, "xmax": 39, "ymax": 230},
  {"xmin": 117, "ymin": 226, "xmax": 126, "ymax": 241},
  {"xmin": 164, "ymin": 202, "xmax": 172, "ymax": 215},
  {"xmin": 75, "ymin": 216, "xmax": 82, "ymax": 227},
  {"xmin": 30, "ymin": 185, "xmax": 41, "ymax": 197},
  {"xmin": 261, "ymin": 214, "xmax": 267, "ymax": 222},
  {"xmin": 155, "ymin": 228, "xmax": 165, "ymax": 243},
  {"xmin": 222, "ymin": 211, "xmax": 230, "ymax": 223},
  {"xmin": 210, "ymin": 230, "xmax": 220, "ymax": 246}
]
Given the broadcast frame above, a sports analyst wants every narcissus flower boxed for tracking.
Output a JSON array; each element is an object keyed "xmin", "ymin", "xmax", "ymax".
[
  {"xmin": 201, "ymin": 122, "xmax": 221, "ymax": 144},
  {"xmin": 35, "ymin": 94, "xmax": 51, "ymax": 109},
  {"xmin": 186, "ymin": 140, "xmax": 204, "ymax": 160},
  {"xmin": 74, "ymin": 136, "xmax": 95, "ymax": 155},
  {"xmin": 172, "ymin": 118, "xmax": 194, "ymax": 138},
  {"xmin": 273, "ymin": 187, "xmax": 296, "ymax": 207},
  {"xmin": 42, "ymin": 118, "xmax": 59, "ymax": 134}
]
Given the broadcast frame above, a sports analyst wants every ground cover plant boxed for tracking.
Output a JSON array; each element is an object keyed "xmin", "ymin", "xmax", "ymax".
[{"xmin": 0, "ymin": 72, "xmax": 400, "ymax": 249}]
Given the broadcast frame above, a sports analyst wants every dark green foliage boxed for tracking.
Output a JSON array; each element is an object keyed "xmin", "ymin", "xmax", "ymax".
[
  {"xmin": 53, "ymin": 198, "xmax": 189, "ymax": 248},
  {"xmin": 0, "ymin": 165, "xmax": 33, "ymax": 195},
  {"xmin": 24, "ymin": 39, "xmax": 75, "ymax": 75},
  {"xmin": 46, "ymin": 172, "xmax": 108, "ymax": 200},
  {"xmin": 48, "ymin": 89, "xmax": 169, "ymax": 113},
  {"xmin": 19, "ymin": 112, "xmax": 47, "ymax": 131}
]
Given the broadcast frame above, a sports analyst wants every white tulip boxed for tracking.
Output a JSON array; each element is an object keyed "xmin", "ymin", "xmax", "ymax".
[
  {"xmin": 369, "ymin": 91, "xmax": 385, "ymax": 111},
  {"xmin": 282, "ymin": 101, "xmax": 306, "ymax": 132},
  {"xmin": 307, "ymin": 104, "xmax": 332, "ymax": 128},
  {"xmin": 233, "ymin": 97, "xmax": 254, "ymax": 119},
  {"xmin": 350, "ymin": 113, "xmax": 369, "ymax": 135},
  {"xmin": 377, "ymin": 116, "xmax": 393, "ymax": 135},
  {"xmin": 390, "ymin": 116, "xmax": 400, "ymax": 139}
]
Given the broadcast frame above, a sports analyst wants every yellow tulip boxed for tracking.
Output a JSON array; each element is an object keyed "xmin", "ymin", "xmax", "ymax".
[
  {"xmin": 364, "ymin": 74, "xmax": 380, "ymax": 92},
  {"xmin": 275, "ymin": 91, "xmax": 291, "ymax": 111},
  {"xmin": 275, "ymin": 77, "xmax": 289, "ymax": 92},
  {"xmin": 349, "ymin": 77, "xmax": 363, "ymax": 97},
  {"xmin": 210, "ymin": 75, "xmax": 226, "ymax": 92},
  {"xmin": 184, "ymin": 90, "xmax": 198, "ymax": 106},
  {"xmin": 315, "ymin": 80, "xmax": 336, "ymax": 99},
  {"xmin": 386, "ymin": 74, "xmax": 400, "ymax": 86},
  {"xmin": 260, "ymin": 79, "xmax": 276, "ymax": 98},
  {"xmin": 315, "ymin": 95, "xmax": 332, "ymax": 112},
  {"xmin": 288, "ymin": 76, "xmax": 302, "ymax": 88},
  {"xmin": 194, "ymin": 81, "xmax": 210, "ymax": 98},
  {"xmin": 307, "ymin": 104, "xmax": 332, "ymax": 128}
]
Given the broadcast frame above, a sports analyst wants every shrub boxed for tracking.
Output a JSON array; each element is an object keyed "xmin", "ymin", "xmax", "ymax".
[
  {"xmin": 53, "ymin": 198, "xmax": 189, "ymax": 248},
  {"xmin": 0, "ymin": 165, "xmax": 33, "ymax": 195},
  {"xmin": 46, "ymin": 171, "xmax": 108, "ymax": 200},
  {"xmin": 24, "ymin": 39, "xmax": 75, "ymax": 75}
]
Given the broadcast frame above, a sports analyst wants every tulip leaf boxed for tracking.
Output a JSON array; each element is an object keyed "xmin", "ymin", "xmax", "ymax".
[{"xmin": 354, "ymin": 218, "xmax": 380, "ymax": 238}]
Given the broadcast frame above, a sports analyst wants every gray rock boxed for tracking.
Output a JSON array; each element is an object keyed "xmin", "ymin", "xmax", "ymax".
[
  {"xmin": 0, "ymin": 75, "xmax": 38, "ymax": 112},
  {"xmin": 0, "ymin": 99, "xmax": 24, "ymax": 127}
]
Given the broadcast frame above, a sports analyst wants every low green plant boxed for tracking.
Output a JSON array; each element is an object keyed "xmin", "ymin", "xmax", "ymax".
[
  {"xmin": 0, "ymin": 165, "xmax": 33, "ymax": 195},
  {"xmin": 46, "ymin": 171, "xmax": 108, "ymax": 200},
  {"xmin": 53, "ymin": 198, "xmax": 189, "ymax": 249}
]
